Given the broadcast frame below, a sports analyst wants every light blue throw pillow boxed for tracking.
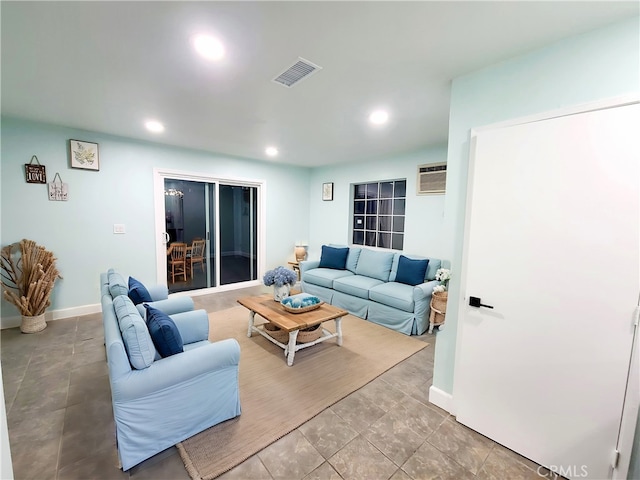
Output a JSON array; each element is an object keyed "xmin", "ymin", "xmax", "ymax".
[
  {"xmin": 108, "ymin": 270, "xmax": 129, "ymax": 298},
  {"xmin": 346, "ymin": 247, "xmax": 362, "ymax": 273},
  {"xmin": 113, "ymin": 295, "xmax": 156, "ymax": 369},
  {"xmin": 425, "ymin": 257, "xmax": 442, "ymax": 281},
  {"xmin": 355, "ymin": 249, "xmax": 395, "ymax": 282}
]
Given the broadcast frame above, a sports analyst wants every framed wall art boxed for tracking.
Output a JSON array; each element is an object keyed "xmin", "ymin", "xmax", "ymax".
[
  {"xmin": 322, "ymin": 182, "xmax": 334, "ymax": 201},
  {"xmin": 69, "ymin": 139, "xmax": 100, "ymax": 171}
]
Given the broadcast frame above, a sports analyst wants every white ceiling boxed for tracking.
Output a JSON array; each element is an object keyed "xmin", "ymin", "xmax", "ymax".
[{"xmin": 2, "ymin": 1, "xmax": 637, "ymax": 167}]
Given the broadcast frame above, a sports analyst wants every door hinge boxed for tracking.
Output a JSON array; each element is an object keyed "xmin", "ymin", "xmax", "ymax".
[
  {"xmin": 611, "ymin": 449, "xmax": 620, "ymax": 469},
  {"xmin": 634, "ymin": 306, "xmax": 640, "ymax": 326}
]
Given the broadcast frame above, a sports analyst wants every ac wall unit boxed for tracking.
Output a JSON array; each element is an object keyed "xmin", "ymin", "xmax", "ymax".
[{"xmin": 417, "ymin": 163, "xmax": 447, "ymax": 195}]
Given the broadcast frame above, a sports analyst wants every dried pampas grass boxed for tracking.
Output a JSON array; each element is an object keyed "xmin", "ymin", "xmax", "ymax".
[{"xmin": 1, "ymin": 239, "xmax": 62, "ymax": 316}]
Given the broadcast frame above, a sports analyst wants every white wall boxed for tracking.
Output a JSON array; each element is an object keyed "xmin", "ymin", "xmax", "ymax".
[
  {"xmin": 307, "ymin": 146, "xmax": 448, "ymax": 260},
  {"xmin": 433, "ymin": 16, "xmax": 640, "ymax": 396},
  {"xmin": 433, "ymin": 16, "xmax": 639, "ymax": 474}
]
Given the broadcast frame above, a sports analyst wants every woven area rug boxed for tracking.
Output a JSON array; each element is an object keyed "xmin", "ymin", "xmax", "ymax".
[{"xmin": 177, "ymin": 305, "xmax": 429, "ymax": 480}]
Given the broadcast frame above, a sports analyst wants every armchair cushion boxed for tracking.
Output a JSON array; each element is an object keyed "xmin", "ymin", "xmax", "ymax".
[
  {"xmin": 145, "ymin": 305, "xmax": 184, "ymax": 358},
  {"xmin": 113, "ymin": 296, "xmax": 157, "ymax": 369},
  {"xmin": 169, "ymin": 310, "xmax": 209, "ymax": 345},
  {"xmin": 108, "ymin": 269, "xmax": 130, "ymax": 298},
  {"xmin": 135, "ymin": 296, "xmax": 195, "ymax": 318},
  {"xmin": 395, "ymin": 255, "xmax": 429, "ymax": 286},
  {"xmin": 146, "ymin": 284, "xmax": 169, "ymax": 301},
  {"xmin": 319, "ymin": 245, "xmax": 349, "ymax": 270},
  {"xmin": 128, "ymin": 276, "xmax": 153, "ymax": 305}
]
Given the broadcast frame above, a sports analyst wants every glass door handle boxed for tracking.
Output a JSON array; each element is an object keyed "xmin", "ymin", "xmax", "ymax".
[{"xmin": 162, "ymin": 232, "xmax": 170, "ymax": 244}]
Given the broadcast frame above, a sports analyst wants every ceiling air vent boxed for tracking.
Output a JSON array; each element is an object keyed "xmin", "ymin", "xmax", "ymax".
[
  {"xmin": 417, "ymin": 163, "xmax": 447, "ymax": 195},
  {"xmin": 272, "ymin": 57, "xmax": 322, "ymax": 88}
]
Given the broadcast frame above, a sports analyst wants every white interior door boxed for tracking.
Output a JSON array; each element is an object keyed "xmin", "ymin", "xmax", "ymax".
[{"xmin": 455, "ymin": 102, "xmax": 639, "ymax": 479}]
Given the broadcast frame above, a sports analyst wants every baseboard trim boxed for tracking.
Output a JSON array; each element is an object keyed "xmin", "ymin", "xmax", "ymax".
[
  {"xmin": 1, "ymin": 303, "xmax": 101, "ymax": 330},
  {"xmin": 428, "ymin": 385, "xmax": 454, "ymax": 414}
]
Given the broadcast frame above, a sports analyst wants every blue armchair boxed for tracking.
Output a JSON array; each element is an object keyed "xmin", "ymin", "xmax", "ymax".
[{"xmin": 100, "ymin": 270, "xmax": 241, "ymax": 470}]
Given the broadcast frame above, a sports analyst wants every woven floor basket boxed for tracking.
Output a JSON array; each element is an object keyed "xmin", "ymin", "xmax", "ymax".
[
  {"xmin": 429, "ymin": 292, "xmax": 448, "ymax": 327},
  {"xmin": 20, "ymin": 314, "xmax": 47, "ymax": 333},
  {"xmin": 263, "ymin": 323, "xmax": 322, "ymax": 344}
]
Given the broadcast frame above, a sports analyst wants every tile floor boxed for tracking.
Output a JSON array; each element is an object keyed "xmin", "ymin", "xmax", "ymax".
[{"xmin": 1, "ymin": 286, "xmax": 550, "ymax": 480}]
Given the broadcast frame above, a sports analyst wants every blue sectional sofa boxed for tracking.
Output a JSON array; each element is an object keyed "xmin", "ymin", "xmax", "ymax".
[
  {"xmin": 100, "ymin": 270, "xmax": 241, "ymax": 470},
  {"xmin": 300, "ymin": 246, "xmax": 441, "ymax": 335}
]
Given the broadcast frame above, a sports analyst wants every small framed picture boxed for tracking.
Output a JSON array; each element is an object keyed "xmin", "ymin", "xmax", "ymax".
[
  {"xmin": 69, "ymin": 140, "xmax": 100, "ymax": 171},
  {"xmin": 322, "ymin": 182, "xmax": 334, "ymax": 201}
]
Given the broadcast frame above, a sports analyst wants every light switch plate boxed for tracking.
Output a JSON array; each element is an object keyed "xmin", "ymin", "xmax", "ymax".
[{"xmin": 113, "ymin": 224, "xmax": 126, "ymax": 234}]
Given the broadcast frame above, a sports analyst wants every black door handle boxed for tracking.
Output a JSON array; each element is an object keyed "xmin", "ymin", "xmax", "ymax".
[{"xmin": 469, "ymin": 296, "xmax": 494, "ymax": 309}]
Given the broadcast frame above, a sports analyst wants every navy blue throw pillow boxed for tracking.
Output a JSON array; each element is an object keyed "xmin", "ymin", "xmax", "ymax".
[
  {"xmin": 318, "ymin": 245, "xmax": 349, "ymax": 270},
  {"xmin": 128, "ymin": 277, "xmax": 153, "ymax": 305},
  {"xmin": 395, "ymin": 256, "xmax": 429, "ymax": 286},
  {"xmin": 144, "ymin": 305, "xmax": 184, "ymax": 357}
]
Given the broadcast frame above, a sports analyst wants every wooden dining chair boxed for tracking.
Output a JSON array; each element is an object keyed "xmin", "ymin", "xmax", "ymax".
[
  {"xmin": 187, "ymin": 239, "xmax": 206, "ymax": 278},
  {"xmin": 167, "ymin": 242, "xmax": 187, "ymax": 283}
]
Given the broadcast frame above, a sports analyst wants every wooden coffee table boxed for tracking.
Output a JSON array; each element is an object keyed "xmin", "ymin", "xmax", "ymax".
[{"xmin": 238, "ymin": 294, "xmax": 348, "ymax": 366}]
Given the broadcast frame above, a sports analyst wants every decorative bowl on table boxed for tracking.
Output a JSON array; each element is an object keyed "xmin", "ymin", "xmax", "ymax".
[{"xmin": 280, "ymin": 293, "xmax": 323, "ymax": 314}]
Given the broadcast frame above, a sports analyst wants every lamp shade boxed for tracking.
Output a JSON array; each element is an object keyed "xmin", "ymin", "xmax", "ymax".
[{"xmin": 294, "ymin": 245, "xmax": 307, "ymax": 262}]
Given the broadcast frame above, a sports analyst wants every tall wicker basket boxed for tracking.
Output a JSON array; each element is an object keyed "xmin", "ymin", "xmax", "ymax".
[{"xmin": 429, "ymin": 291, "xmax": 448, "ymax": 331}]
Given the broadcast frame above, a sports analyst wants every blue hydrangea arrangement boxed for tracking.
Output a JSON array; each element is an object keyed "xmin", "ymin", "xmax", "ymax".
[
  {"xmin": 263, "ymin": 266, "xmax": 297, "ymax": 287},
  {"xmin": 281, "ymin": 293, "xmax": 321, "ymax": 309}
]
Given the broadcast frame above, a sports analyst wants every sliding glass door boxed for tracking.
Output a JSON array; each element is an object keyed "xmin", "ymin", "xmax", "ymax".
[
  {"xmin": 219, "ymin": 185, "xmax": 258, "ymax": 285},
  {"xmin": 160, "ymin": 174, "xmax": 260, "ymax": 294}
]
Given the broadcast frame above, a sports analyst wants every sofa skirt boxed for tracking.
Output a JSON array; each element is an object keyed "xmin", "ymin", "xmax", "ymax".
[
  {"xmin": 331, "ymin": 291, "xmax": 370, "ymax": 319},
  {"xmin": 300, "ymin": 282, "xmax": 334, "ymax": 304},
  {"xmin": 368, "ymin": 302, "xmax": 419, "ymax": 335}
]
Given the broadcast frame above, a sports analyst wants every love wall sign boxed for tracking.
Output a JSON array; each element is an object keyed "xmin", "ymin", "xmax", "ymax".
[{"xmin": 25, "ymin": 155, "xmax": 47, "ymax": 184}]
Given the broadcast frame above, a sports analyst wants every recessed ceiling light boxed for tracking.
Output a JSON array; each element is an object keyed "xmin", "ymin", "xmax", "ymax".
[
  {"xmin": 145, "ymin": 120, "xmax": 165, "ymax": 133},
  {"xmin": 369, "ymin": 109, "xmax": 389, "ymax": 125},
  {"xmin": 192, "ymin": 34, "xmax": 225, "ymax": 61},
  {"xmin": 265, "ymin": 146, "xmax": 278, "ymax": 157}
]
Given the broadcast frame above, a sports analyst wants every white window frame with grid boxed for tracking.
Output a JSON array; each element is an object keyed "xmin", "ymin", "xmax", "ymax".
[{"xmin": 351, "ymin": 179, "xmax": 406, "ymax": 250}]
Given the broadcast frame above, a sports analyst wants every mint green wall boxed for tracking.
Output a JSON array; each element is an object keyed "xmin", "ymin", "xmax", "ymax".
[
  {"xmin": 434, "ymin": 16, "xmax": 640, "ymax": 397},
  {"xmin": 0, "ymin": 117, "xmax": 311, "ymax": 319},
  {"xmin": 307, "ymin": 146, "xmax": 448, "ymax": 260}
]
